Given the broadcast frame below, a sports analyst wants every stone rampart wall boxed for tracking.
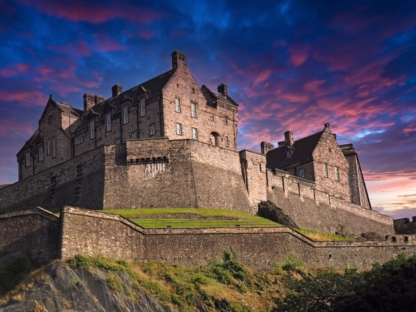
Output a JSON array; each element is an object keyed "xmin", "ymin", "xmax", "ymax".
[
  {"xmin": 101, "ymin": 138, "xmax": 250, "ymax": 210},
  {"xmin": 394, "ymin": 217, "xmax": 416, "ymax": 234},
  {"xmin": 59, "ymin": 207, "xmax": 411, "ymax": 271},
  {"xmin": 0, "ymin": 147, "xmax": 105, "ymax": 210},
  {"xmin": 266, "ymin": 169, "xmax": 394, "ymax": 235},
  {"xmin": 0, "ymin": 207, "xmax": 60, "ymax": 265}
]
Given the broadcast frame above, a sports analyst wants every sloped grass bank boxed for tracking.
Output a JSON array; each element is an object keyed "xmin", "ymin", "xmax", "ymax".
[
  {"xmin": 104, "ymin": 208, "xmax": 280, "ymax": 228},
  {"xmin": 294, "ymin": 227, "xmax": 355, "ymax": 241}
]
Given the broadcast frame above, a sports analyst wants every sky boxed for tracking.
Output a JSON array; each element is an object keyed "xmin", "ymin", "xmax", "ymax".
[{"xmin": 0, "ymin": 0, "xmax": 415, "ymax": 219}]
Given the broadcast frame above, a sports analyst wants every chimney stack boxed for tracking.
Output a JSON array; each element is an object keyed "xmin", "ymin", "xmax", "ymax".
[
  {"xmin": 284, "ymin": 131, "xmax": 294, "ymax": 146},
  {"xmin": 171, "ymin": 51, "xmax": 187, "ymax": 70},
  {"xmin": 218, "ymin": 83, "xmax": 228, "ymax": 96},
  {"xmin": 261, "ymin": 141, "xmax": 274, "ymax": 154},
  {"xmin": 112, "ymin": 84, "xmax": 122, "ymax": 97},
  {"xmin": 83, "ymin": 93, "xmax": 95, "ymax": 112},
  {"xmin": 95, "ymin": 94, "xmax": 104, "ymax": 105}
]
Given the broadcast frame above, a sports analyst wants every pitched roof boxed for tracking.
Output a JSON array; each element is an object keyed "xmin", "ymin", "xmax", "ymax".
[
  {"xmin": 56, "ymin": 102, "xmax": 82, "ymax": 118},
  {"xmin": 74, "ymin": 69, "xmax": 175, "ymax": 131},
  {"xmin": 266, "ymin": 131, "xmax": 323, "ymax": 169},
  {"xmin": 201, "ymin": 85, "xmax": 238, "ymax": 107}
]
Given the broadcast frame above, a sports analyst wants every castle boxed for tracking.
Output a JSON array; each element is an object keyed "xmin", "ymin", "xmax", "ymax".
[
  {"xmin": 0, "ymin": 51, "xmax": 393, "ymax": 235},
  {"xmin": 3, "ymin": 51, "xmax": 415, "ymax": 271}
]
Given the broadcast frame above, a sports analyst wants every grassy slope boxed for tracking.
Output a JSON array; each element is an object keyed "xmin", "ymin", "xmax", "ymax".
[{"xmin": 104, "ymin": 208, "xmax": 280, "ymax": 228}]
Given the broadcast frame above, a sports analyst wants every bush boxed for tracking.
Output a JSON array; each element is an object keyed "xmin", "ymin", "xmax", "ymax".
[{"xmin": 282, "ymin": 255, "xmax": 303, "ymax": 271}]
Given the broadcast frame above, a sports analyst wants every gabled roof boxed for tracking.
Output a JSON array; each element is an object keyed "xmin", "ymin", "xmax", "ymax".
[
  {"xmin": 201, "ymin": 85, "xmax": 239, "ymax": 107},
  {"xmin": 74, "ymin": 69, "xmax": 175, "ymax": 131},
  {"xmin": 266, "ymin": 131, "xmax": 323, "ymax": 169},
  {"xmin": 56, "ymin": 102, "xmax": 82, "ymax": 118},
  {"xmin": 16, "ymin": 129, "xmax": 41, "ymax": 156}
]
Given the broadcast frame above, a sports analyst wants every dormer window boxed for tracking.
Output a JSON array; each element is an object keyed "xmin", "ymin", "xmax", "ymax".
[
  {"xmin": 140, "ymin": 98, "xmax": 146, "ymax": 116},
  {"xmin": 286, "ymin": 146, "xmax": 294, "ymax": 158},
  {"xmin": 26, "ymin": 152, "xmax": 30, "ymax": 167},
  {"xmin": 123, "ymin": 106, "xmax": 129, "ymax": 124},
  {"xmin": 90, "ymin": 120, "xmax": 95, "ymax": 139},
  {"xmin": 39, "ymin": 146, "xmax": 44, "ymax": 161},
  {"xmin": 299, "ymin": 168, "xmax": 305, "ymax": 178},
  {"xmin": 106, "ymin": 113, "xmax": 112, "ymax": 131}
]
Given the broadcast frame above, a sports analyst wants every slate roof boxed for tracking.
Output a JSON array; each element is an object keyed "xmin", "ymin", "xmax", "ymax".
[
  {"xmin": 266, "ymin": 131, "xmax": 323, "ymax": 169},
  {"xmin": 75, "ymin": 69, "xmax": 175, "ymax": 131},
  {"xmin": 201, "ymin": 85, "xmax": 239, "ymax": 107},
  {"xmin": 56, "ymin": 102, "xmax": 82, "ymax": 118}
]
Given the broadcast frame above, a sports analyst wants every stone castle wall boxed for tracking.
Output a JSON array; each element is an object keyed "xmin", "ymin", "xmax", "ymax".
[
  {"xmin": 0, "ymin": 147, "xmax": 105, "ymax": 210},
  {"xmin": 59, "ymin": 207, "xmax": 414, "ymax": 271},
  {"xmin": 0, "ymin": 208, "xmax": 60, "ymax": 265},
  {"xmin": 266, "ymin": 169, "xmax": 394, "ymax": 235},
  {"xmin": 102, "ymin": 138, "xmax": 250, "ymax": 211},
  {"xmin": 394, "ymin": 217, "xmax": 416, "ymax": 234}
]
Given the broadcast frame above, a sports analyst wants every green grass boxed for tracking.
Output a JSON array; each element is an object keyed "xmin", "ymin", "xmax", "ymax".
[
  {"xmin": 294, "ymin": 227, "xmax": 354, "ymax": 241},
  {"xmin": 103, "ymin": 208, "xmax": 280, "ymax": 229}
]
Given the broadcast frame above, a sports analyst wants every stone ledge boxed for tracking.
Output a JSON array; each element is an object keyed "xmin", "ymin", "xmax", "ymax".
[{"xmin": 0, "ymin": 206, "xmax": 59, "ymax": 223}]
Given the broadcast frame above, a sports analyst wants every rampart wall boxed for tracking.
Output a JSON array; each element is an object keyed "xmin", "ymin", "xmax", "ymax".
[
  {"xmin": 0, "ymin": 208, "xmax": 59, "ymax": 265},
  {"xmin": 0, "ymin": 147, "xmax": 105, "ymax": 210},
  {"xmin": 59, "ymin": 207, "xmax": 414, "ymax": 271},
  {"xmin": 266, "ymin": 169, "xmax": 394, "ymax": 235},
  {"xmin": 394, "ymin": 217, "xmax": 416, "ymax": 234},
  {"xmin": 101, "ymin": 138, "xmax": 251, "ymax": 211}
]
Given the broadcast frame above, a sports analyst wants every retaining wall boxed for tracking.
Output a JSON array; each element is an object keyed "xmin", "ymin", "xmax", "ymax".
[
  {"xmin": 59, "ymin": 207, "xmax": 412, "ymax": 271},
  {"xmin": 0, "ymin": 207, "xmax": 60, "ymax": 265}
]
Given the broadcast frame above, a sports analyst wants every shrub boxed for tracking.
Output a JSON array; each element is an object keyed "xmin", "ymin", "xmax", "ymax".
[{"xmin": 282, "ymin": 255, "xmax": 303, "ymax": 271}]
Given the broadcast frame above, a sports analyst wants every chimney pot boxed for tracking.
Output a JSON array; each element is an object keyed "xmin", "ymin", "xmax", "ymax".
[
  {"xmin": 112, "ymin": 84, "xmax": 122, "ymax": 97},
  {"xmin": 94, "ymin": 94, "xmax": 104, "ymax": 105},
  {"xmin": 83, "ymin": 93, "xmax": 95, "ymax": 112},
  {"xmin": 171, "ymin": 51, "xmax": 187, "ymax": 70},
  {"xmin": 218, "ymin": 83, "xmax": 228, "ymax": 96},
  {"xmin": 284, "ymin": 131, "xmax": 294, "ymax": 146},
  {"xmin": 261, "ymin": 141, "xmax": 275, "ymax": 154}
]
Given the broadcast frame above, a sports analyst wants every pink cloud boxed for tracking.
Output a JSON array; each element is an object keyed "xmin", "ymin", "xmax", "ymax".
[
  {"xmin": 404, "ymin": 127, "xmax": 416, "ymax": 135},
  {"xmin": 17, "ymin": 0, "xmax": 168, "ymax": 24},
  {"xmin": 0, "ymin": 118, "xmax": 37, "ymax": 137},
  {"xmin": 303, "ymin": 80, "xmax": 326, "ymax": 93},
  {"xmin": 253, "ymin": 69, "xmax": 272, "ymax": 87},
  {"xmin": 93, "ymin": 33, "xmax": 127, "ymax": 52},
  {"xmin": 289, "ymin": 45, "xmax": 309, "ymax": 67},
  {"xmin": 0, "ymin": 68, "xmax": 17, "ymax": 77},
  {"xmin": 2, "ymin": 90, "xmax": 46, "ymax": 106},
  {"xmin": 138, "ymin": 29, "xmax": 156, "ymax": 40}
]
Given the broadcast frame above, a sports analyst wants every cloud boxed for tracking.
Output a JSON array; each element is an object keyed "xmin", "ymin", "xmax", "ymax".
[{"xmin": 17, "ymin": 0, "xmax": 168, "ymax": 24}]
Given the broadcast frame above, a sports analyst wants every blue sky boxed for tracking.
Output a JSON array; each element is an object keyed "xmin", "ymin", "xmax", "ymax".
[{"xmin": 0, "ymin": 0, "xmax": 415, "ymax": 218}]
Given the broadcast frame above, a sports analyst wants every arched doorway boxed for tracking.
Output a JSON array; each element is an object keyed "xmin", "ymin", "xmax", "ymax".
[{"xmin": 209, "ymin": 132, "xmax": 221, "ymax": 146}]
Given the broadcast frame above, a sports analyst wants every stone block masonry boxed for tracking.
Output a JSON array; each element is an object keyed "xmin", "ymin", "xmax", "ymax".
[
  {"xmin": 266, "ymin": 169, "xmax": 394, "ymax": 236},
  {"xmin": 0, "ymin": 207, "xmax": 60, "ymax": 265},
  {"xmin": 59, "ymin": 207, "xmax": 416, "ymax": 271}
]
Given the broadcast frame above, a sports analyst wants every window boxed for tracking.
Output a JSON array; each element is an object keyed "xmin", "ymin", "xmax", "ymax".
[
  {"xmin": 39, "ymin": 146, "xmax": 44, "ymax": 161},
  {"xmin": 335, "ymin": 167, "xmax": 339, "ymax": 181},
  {"xmin": 52, "ymin": 137, "xmax": 56, "ymax": 158},
  {"xmin": 191, "ymin": 102, "xmax": 196, "ymax": 117},
  {"xmin": 286, "ymin": 146, "xmax": 294, "ymax": 158},
  {"xmin": 123, "ymin": 106, "xmax": 129, "ymax": 124},
  {"xmin": 176, "ymin": 123, "xmax": 182, "ymax": 135},
  {"xmin": 150, "ymin": 123, "xmax": 156, "ymax": 136},
  {"xmin": 47, "ymin": 140, "xmax": 51, "ymax": 155},
  {"xmin": 299, "ymin": 168, "xmax": 305, "ymax": 178},
  {"xmin": 26, "ymin": 152, "xmax": 30, "ymax": 167},
  {"xmin": 324, "ymin": 163, "xmax": 328, "ymax": 178},
  {"xmin": 175, "ymin": 98, "xmax": 181, "ymax": 112},
  {"xmin": 140, "ymin": 98, "xmax": 146, "ymax": 116},
  {"xmin": 106, "ymin": 113, "xmax": 112, "ymax": 131},
  {"xmin": 192, "ymin": 128, "xmax": 198, "ymax": 139},
  {"xmin": 131, "ymin": 131, "xmax": 137, "ymax": 139},
  {"xmin": 223, "ymin": 117, "xmax": 228, "ymax": 125},
  {"xmin": 90, "ymin": 120, "xmax": 95, "ymax": 139},
  {"xmin": 225, "ymin": 136, "xmax": 229, "ymax": 147}
]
